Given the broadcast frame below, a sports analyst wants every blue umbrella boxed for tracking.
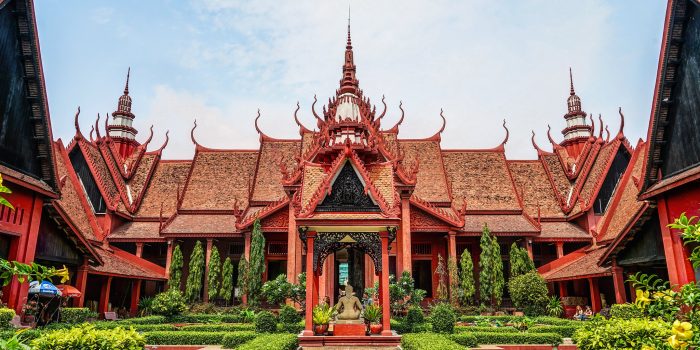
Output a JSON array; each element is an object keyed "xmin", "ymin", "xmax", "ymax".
[{"xmin": 28, "ymin": 280, "xmax": 62, "ymax": 297}]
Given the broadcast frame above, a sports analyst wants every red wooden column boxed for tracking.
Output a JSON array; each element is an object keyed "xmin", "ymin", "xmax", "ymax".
[
  {"xmin": 165, "ymin": 239, "xmax": 174, "ymax": 283},
  {"xmin": 558, "ymin": 281, "xmax": 567, "ymax": 298},
  {"xmin": 9, "ymin": 197, "xmax": 43, "ymax": 313},
  {"xmin": 611, "ymin": 260, "xmax": 627, "ymax": 304},
  {"xmin": 135, "ymin": 242, "xmax": 144, "ymax": 258},
  {"xmin": 302, "ymin": 231, "xmax": 316, "ymax": 336},
  {"xmin": 379, "ymin": 231, "xmax": 392, "ymax": 336},
  {"xmin": 658, "ymin": 197, "xmax": 696, "ymax": 287},
  {"xmin": 525, "ymin": 240, "xmax": 534, "ymax": 260},
  {"xmin": 556, "ymin": 242, "xmax": 564, "ymax": 258},
  {"xmin": 400, "ymin": 197, "xmax": 412, "ymax": 276},
  {"xmin": 98, "ymin": 276, "xmax": 113, "ymax": 315},
  {"xmin": 129, "ymin": 280, "xmax": 142, "ymax": 316},
  {"xmin": 447, "ymin": 231, "xmax": 457, "ymax": 295},
  {"xmin": 286, "ymin": 210, "xmax": 298, "ymax": 283},
  {"xmin": 242, "ymin": 233, "xmax": 251, "ymax": 305},
  {"xmin": 74, "ymin": 258, "xmax": 89, "ymax": 307},
  {"xmin": 204, "ymin": 239, "xmax": 213, "ymax": 302},
  {"xmin": 588, "ymin": 277, "xmax": 601, "ymax": 312}
]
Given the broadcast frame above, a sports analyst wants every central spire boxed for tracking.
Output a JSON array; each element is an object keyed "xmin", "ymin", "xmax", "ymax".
[{"xmin": 339, "ymin": 11, "xmax": 359, "ymax": 95}]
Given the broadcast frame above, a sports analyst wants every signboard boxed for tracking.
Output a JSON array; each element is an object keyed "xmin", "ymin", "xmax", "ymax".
[{"xmin": 338, "ymin": 262, "xmax": 349, "ymax": 286}]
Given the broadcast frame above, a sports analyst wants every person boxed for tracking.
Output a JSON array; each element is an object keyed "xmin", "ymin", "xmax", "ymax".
[
  {"xmin": 323, "ymin": 296, "xmax": 331, "ymax": 307},
  {"xmin": 584, "ymin": 306, "xmax": 593, "ymax": 319},
  {"xmin": 573, "ymin": 306, "xmax": 584, "ymax": 321},
  {"xmin": 362, "ymin": 292, "xmax": 373, "ymax": 307}
]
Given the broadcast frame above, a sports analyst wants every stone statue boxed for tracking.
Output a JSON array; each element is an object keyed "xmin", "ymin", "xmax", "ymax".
[{"xmin": 334, "ymin": 284, "xmax": 363, "ymax": 320}]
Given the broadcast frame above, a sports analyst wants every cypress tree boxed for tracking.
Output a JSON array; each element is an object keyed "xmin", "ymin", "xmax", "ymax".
[
  {"xmin": 221, "ymin": 257, "xmax": 234, "ymax": 305},
  {"xmin": 459, "ymin": 249, "xmax": 475, "ymax": 306},
  {"xmin": 207, "ymin": 245, "xmax": 221, "ymax": 300},
  {"xmin": 479, "ymin": 224, "xmax": 494, "ymax": 306},
  {"xmin": 247, "ymin": 219, "xmax": 266, "ymax": 306},
  {"xmin": 237, "ymin": 257, "xmax": 248, "ymax": 302},
  {"xmin": 186, "ymin": 240, "xmax": 205, "ymax": 302},
  {"xmin": 169, "ymin": 244, "xmax": 184, "ymax": 290},
  {"xmin": 491, "ymin": 235, "xmax": 504, "ymax": 307}
]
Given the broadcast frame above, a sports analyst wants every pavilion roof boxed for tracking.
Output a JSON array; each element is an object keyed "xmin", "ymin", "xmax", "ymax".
[{"xmin": 539, "ymin": 246, "xmax": 610, "ymax": 282}]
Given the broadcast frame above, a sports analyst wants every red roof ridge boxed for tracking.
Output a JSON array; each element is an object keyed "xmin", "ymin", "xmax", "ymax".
[
  {"xmin": 236, "ymin": 197, "xmax": 289, "ymax": 230},
  {"xmin": 410, "ymin": 196, "xmax": 463, "ymax": 227}
]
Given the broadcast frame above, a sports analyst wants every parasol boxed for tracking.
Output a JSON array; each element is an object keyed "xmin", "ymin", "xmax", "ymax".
[{"xmin": 56, "ymin": 284, "xmax": 81, "ymax": 298}]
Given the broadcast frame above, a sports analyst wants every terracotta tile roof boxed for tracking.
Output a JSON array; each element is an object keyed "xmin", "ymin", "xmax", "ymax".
[
  {"xmin": 367, "ymin": 163, "xmax": 396, "ymax": 207},
  {"xmin": 597, "ymin": 142, "xmax": 647, "ymax": 242},
  {"xmin": 538, "ymin": 222, "xmax": 590, "ymax": 241},
  {"xmin": 180, "ymin": 150, "xmax": 258, "ymax": 210},
  {"xmin": 463, "ymin": 214, "xmax": 539, "ymax": 234},
  {"xmin": 540, "ymin": 246, "xmax": 610, "ymax": 281},
  {"xmin": 400, "ymin": 141, "xmax": 450, "ymax": 203},
  {"xmin": 442, "ymin": 151, "xmax": 520, "ymax": 210},
  {"xmin": 108, "ymin": 221, "xmax": 162, "ymax": 240},
  {"xmin": 125, "ymin": 153, "xmax": 158, "ymax": 206},
  {"xmin": 301, "ymin": 132, "xmax": 316, "ymax": 157},
  {"xmin": 53, "ymin": 144, "xmax": 101, "ymax": 241},
  {"xmin": 301, "ymin": 165, "xmax": 327, "ymax": 209},
  {"xmin": 90, "ymin": 245, "xmax": 165, "ymax": 279},
  {"xmin": 79, "ymin": 141, "xmax": 120, "ymax": 204},
  {"xmin": 540, "ymin": 154, "xmax": 573, "ymax": 202},
  {"xmin": 380, "ymin": 133, "xmax": 400, "ymax": 157},
  {"xmin": 578, "ymin": 142, "xmax": 618, "ymax": 206},
  {"xmin": 135, "ymin": 161, "xmax": 191, "ymax": 218},
  {"xmin": 508, "ymin": 161, "xmax": 565, "ymax": 218},
  {"xmin": 0, "ymin": 164, "xmax": 54, "ymax": 194},
  {"xmin": 251, "ymin": 140, "xmax": 300, "ymax": 202},
  {"xmin": 162, "ymin": 214, "xmax": 237, "ymax": 234}
]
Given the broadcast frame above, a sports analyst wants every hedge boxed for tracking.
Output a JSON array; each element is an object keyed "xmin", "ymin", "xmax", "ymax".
[
  {"xmin": 221, "ymin": 331, "xmax": 258, "ymax": 349},
  {"xmin": 451, "ymin": 332, "xmax": 562, "ymax": 345},
  {"xmin": 458, "ymin": 315, "xmax": 576, "ymax": 326},
  {"xmin": 391, "ymin": 319, "xmax": 431, "ymax": 334},
  {"xmin": 237, "ymin": 333, "xmax": 297, "ymax": 350},
  {"xmin": 458, "ymin": 315, "xmax": 516, "ymax": 323},
  {"xmin": 179, "ymin": 323, "xmax": 255, "ymax": 332},
  {"xmin": 59, "ymin": 307, "xmax": 97, "ymax": 324},
  {"xmin": 121, "ymin": 315, "xmax": 168, "ymax": 324},
  {"xmin": 529, "ymin": 325, "xmax": 579, "ymax": 338},
  {"xmin": 0, "ymin": 329, "xmax": 42, "ymax": 341},
  {"xmin": 402, "ymin": 333, "xmax": 470, "ymax": 350},
  {"xmin": 32, "ymin": 324, "xmax": 145, "ymax": 350},
  {"xmin": 0, "ymin": 308, "xmax": 15, "ymax": 330},
  {"xmin": 143, "ymin": 331, "xmax": 227, "ymax": 345},
  {"xmin": 41, "ymin": 322, "xmax": 177, "ymax": 332},
  {"xmin": 455, "ymin": 326, "xmax": 517, "ymax": 333}
]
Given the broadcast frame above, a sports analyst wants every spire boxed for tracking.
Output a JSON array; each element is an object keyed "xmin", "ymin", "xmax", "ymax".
[
  {"xmin": 561, "ymin": 67, "xmax": 592, "ymax": 151},
  {"xmin": 569, "ymin": 67, "xmax": 575, "ymax": 95},
  {"xmin": 566, "ymin": 68, "xmax": 582, "ymax": 115},
  {"xmin": 116, "ymin": 67, "xmax": 133, "ymax": 114},
  {"xmin": 339, "ymin": 10, "xmax": 359, "ymax": 95},
  {"xmin": 124, "ymin": 67, "xmax": 130, "ymax": 95}
]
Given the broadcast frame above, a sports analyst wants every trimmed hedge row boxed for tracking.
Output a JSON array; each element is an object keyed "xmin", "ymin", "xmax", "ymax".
[
  {"xmin": 143, "ymin": 331, "xmax": 227, "ymax": 345},
  {"xmin": 120, "ymin": 315, "xmax": 168, "ymax": 324},
  {"xmin": 402, "ymin": 333, "xmax": 469, "ymax": 350},
  {"xmin": 41, "ymin": 322, "xmax": 178, "ymax": 332},
  {"xmin": 529, "ymin": 325, "xmax": 579, "ymax": 338},
  {"xmin": 221, "ymin": 331, "xmax": 258, "ymax": 348},
  {"xmin": 455, "ymin": 326, "xmax": 517, "ymax": 333},
  {"xmin": 450, "ymin": 332, "xmax": 562, "ymax": 346},
  {"xmin": 455, "ymin": 325, "xmax": 578, "ymax": 338},
  {"xmin": 0, "ymin": 329, "xmax": 42, "ymax": 341},
  {"xmin": 59, "ymin": 308, "xmax": 97, "ymax": 323},
  {"xmin": 179, "ymin": 323, "xmax": 255, "ymax": 332},
  {"xmin": 236, "ymin": 333, "xmax": 297, "ymax": 350},
  {"xmin": 168, "ymin": 313, "xmax": 243, "ymax": 323},
  {"xmin": 458, "ymin": 315, "xmax": 576, "ymax": 326}
]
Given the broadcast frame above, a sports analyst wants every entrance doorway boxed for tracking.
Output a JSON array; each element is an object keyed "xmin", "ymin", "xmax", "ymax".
[{"xmin": 334, "ymin": 248, "xmax": 365, "ymax": 301}]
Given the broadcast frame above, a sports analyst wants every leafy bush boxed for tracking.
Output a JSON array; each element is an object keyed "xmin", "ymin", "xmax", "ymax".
[
  {"xmin": 363, "ymin": 304, "xmax": 382, "ymax": 324},
  {"xmin": 0, "ymin": 329, "xmax": 41, "ymax": 342},
  {"xmin": 452, "ymin": 332, "xmax": 562, "ymax": 345},
  {"xmin": 255, "ymin": 310, "xmax": 277, "ymax": 333},
  {"xmin": 59, "ymin": 308, "xmax": 96, "ymax": 324},
  {"xmin": 430, "ymin": 303, "xmax": 457, "ymax": 334},
  {"xmin": 455, "ymin": 326, "xmax": 517, "ymax": 333},
  {"xmin": 545, "ymin": 296, "xmax": 563, "ymax": 317},
  {"xmin": 121, "ymin": 315, "xmax": 167, "ymax": 324},
  {"xmin": 402, "ymin": 333, "xmax": 469, "ymax": 350},
  {"xmin": 279, "ymin": 305, "xmax": 302, "ymax": 333},
  {"xmin": 312, "ymin": 303, "xmax": 333, "ymax": 325},
  {"xmin": 529, "ymin": 325, "xmax": 579, "ymax": 338},
  {"xmin": 221, "ymin": 331, "xmax": 257, "ymax": 349},
  {"xmin": 406, "ymin": 306, "xmax": 425, "ymax": 326},
  {"xmin": 609, "ymin": 303, "xmax": 645, "ymax": 320},
  {"xmin": 0, "ymin": 308, "xmax": 15, "ymax": 329},
  {"xmin": 150, "ymin": 289, "xmax": 187, "ymax": 317},
  {"xmin": 143, "ymin": 331, "xmax": 226, "ymax": 345},
  {"xmin": 532, "ymin": 316, "xmax": 578, "ymax": 326},
  {"xmin": 261, "ymin": 274, "xmax": 292, "ymax": 306},
  {"xmin": 0, "ymin": 329, "xmax": 31, "ymax": 350},
  {"xmin": 237, "ymin": 333, "xmax": 297, "ymax": 350},
  {"xmin": 168, "ymin": 313, "xmax": 223, "ymax": 323},
  {"xmin": 188, "ymin": 302, "xmax": 217, "ymax": 314},
  {"xmin": 137, "ymin": 296, "xmax": 154, "ymax": 316},
  {"xmin": 573, "ymin": 317, "xmax": 671, "ymax": 350},
  {"xmin": 508, "ymin": 272, "xmax": 548, "ymax": 316},
  {"xmin": 31, "ymin": 324, "xmax": 145, "ymax": 350},
  {"xmin": 180, "ymin": 324, "xmax": 255, "ymax": 332}
]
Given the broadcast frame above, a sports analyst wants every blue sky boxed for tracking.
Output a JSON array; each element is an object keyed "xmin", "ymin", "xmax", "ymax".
[{"xmin": 36, "ymin": 1, "xmax": 667, "ymax": 159}]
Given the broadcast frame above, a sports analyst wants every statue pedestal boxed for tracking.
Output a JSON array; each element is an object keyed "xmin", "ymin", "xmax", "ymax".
[{"xmin": 333, "ymin": 320, "xmax": 366, "ymax": 336}]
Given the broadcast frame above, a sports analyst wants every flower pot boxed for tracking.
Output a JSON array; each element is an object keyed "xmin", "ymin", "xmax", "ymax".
[
  {"xmin": 369, "ymin": 323, "xmax": 383, "ymax": 335},
  {"xmin": 314, "ymin": 324, "xmax": 328, "ymax": 335}
]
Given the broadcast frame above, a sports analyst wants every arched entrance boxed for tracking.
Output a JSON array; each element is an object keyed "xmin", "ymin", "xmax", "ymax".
[{"xmin": 299, "ymin": 227, "xmax": 396, "ymax": 337}]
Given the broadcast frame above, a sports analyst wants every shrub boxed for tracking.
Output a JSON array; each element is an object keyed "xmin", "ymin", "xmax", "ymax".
[
  {"xmin": 545, "ymin": 296, "xmax": 563, "ymax": 317},
  {"xmin": 0, "ymin": 329, "xmax": 41, "ymax": 342},
  {"xmin": 221, "ymin": 257, "xmax": 234, "ymax": 305},
  {"xmin": 186, "ymin": 240, "xmax": 205, "ymax": 302},
  {"xmin": 279, "ymin": 305, "xmax": 302, "ymax": 333},
  {"xmin": 150, "ymin": 289, "xmax": 187, "ymax": 317},
  {"xmin": 0, "ymin": 308, "xmax": 15, "ymax": 329},
  {"xmin": 452, "ymin": 332, "xmax": 562, "ymax": 345},
  {"xmin": 261, "ymin": 274, "xmax": 292, "ymax": 306},
  {"xmin": 180, "ymin": 324, "xmax": 255, "ymax": 332},
  {"xmin": 532, "ymin": 316, "xmax": 577, "ymax": 326},
  {"xmin": 406, "ymin": 306, "xmax": 424, "ymax": 327},
  {"xmin": 207, "ymin": 245, "xmax": 221, "ymax": 300},
  {"xmin": 508, "ymin": 272, "xmax": 548, "ymax": 316},
  {"xmin": 122, "ymin": 315, "xmax": 167, "ymax": 324},
  {"xmin": 402, "ymin": 333, "xmax": 468, "ymax": 350},
  {"xmin": 59, "ymin": 308, "xmax": 96, "ymax": 324},
  {"xmin": 529, "ymin": 325, "xmax": 579, "ymax": 338},
  {"xmin": 255, "ymin": 310, "xmax": 277, "ymax": 333},
  {"xmin": 363, "ymin": 304, "xmax": 382, "ymax": 324},
  {"xmin": 455, "ymin": 326, "xmax": 517, "ymax": 333},
  {"xmin": 221, "ymin": 331, "xmax": 257, "ymax": 348},
  {"xmin": 247, "ymin": 220, "xmax": 266, "ymax": 306},
  {"xmin": 143, "ymin": 331, "xmax": 226, "ymax": 345},
  {"xmin": 237, "ymin": 333, "xmax": 297, "ymax": 350},
  {"xmin": 168, "ymin": 313, "xmax": 223, "ymax": 323},
  {"xmin": 609, "ymin": 303, "xmax": 645, "ymax": 319},
  {"xmin": 458, "ymin": 249, "xmax": 475, "ymax": 306},
  {"xmin": 32, "ymin": 324, "xmax": 145, "ymax": 350},
  {"xmin": 430, "ymin": 302, "xmax": 457, "ymax": 334},
  {"xmin": 169, "ymin": 244, "xmax": 183, "ymax": 290},
  {"xmin": 573, "ymin": 317, "xmax": 671, "ymax": 350}
]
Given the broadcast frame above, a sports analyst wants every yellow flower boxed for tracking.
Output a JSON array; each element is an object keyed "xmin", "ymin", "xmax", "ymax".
[
  {"xmin": 641, "ymin": 345, "xmax": 655, "ymax": 350},
  {"xmin": 672, "ymin": 320, "xmax": 694, "ymax": 340},
  {"xmin": 635, "ymin": 289, "xmax": 651, "ymax": 307},
  {"xmin": 668, "ymin": 334, "xmax": 688, "ymax": 350},
  {"xmin": 653, "ymin": 291, "xmax": 673, "ymax": 302},
  {"xmin": 54, "ymin": 265, "xmax": 70, "ymax": 284}
]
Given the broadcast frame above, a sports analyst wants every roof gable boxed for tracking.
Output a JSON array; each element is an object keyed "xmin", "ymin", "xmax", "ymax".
[{"xmin": 316, "ymin": 161, "xmax": 380, "ymax": 212}]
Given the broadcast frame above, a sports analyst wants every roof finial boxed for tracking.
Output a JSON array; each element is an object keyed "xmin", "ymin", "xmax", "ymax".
[
  {"xmin": 347, "ymin": 4, "xmax": 351, "ymax": 47},
  {"xmin": 124, "ymin": 67, "xmax": 131, "ymax": 95},
  {"xmin": 569, "ymin": 67, "xmax": 575, "ymax": 96}
]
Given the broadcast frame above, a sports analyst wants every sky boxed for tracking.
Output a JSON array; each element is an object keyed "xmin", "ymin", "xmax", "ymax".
[{"xmin": 35, "ymin": 1, "xmax": 667, "ymax": 160}]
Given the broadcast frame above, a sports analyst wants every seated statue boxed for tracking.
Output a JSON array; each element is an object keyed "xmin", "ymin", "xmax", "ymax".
[{"xmin": 334, "ymin": 284, "xmax": 363, "ymax": 320}]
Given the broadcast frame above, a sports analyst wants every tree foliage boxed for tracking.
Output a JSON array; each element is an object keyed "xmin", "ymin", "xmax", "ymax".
[
  {"xmin": 168, "ymin": 244, "xmax": 183, "ymax": 290},
  {"xmin": 221, "ymin": 257, "xmax": 234, "ymax": 304},
  {"xmin": 448, "ymin": 256, "xmax": 459, "ymax": 306},
  {"xmin": 237, "ymin": 257, "xmax": 248, "ymax": 301},
  {"xmin": 207, "ymin": 245, "xmax": 221, "ymax": 300},
  {"xmin": 435, "ymin": 254, "xmax": 449, "ymax": 302},
  {"xmin": 458, "ymin": 249, "xmax": 475, "ymax": 306},
  {"xmin": 509, "ymin": 242, "xmax": 535, "ymax": 279},
  {"xmin": 247, "ymin": 220, "xmax": 266, "ymax": 306},
  {"xmin": 508, "ymin": 271, "xmax": 548, "ymax": 316},
  {"xmin": 0, "ymin": 174, "xmax": 14, "ymax": 210},
  {"xmin": 185, "ymin": 240, "xmax": 205, "ymax": 302},
  {"xmin": 479, "ymin": 224, "xmax": 503, "ymax": 307}
]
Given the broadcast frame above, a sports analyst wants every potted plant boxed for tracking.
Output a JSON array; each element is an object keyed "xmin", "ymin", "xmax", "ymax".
[
  {"xmin": 363, "ymin": 304, "xmax": 382, "ymax": 334},
  {"xmin": 312, "ymin": 304, "xmax": 333, "ymax": 335}
]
